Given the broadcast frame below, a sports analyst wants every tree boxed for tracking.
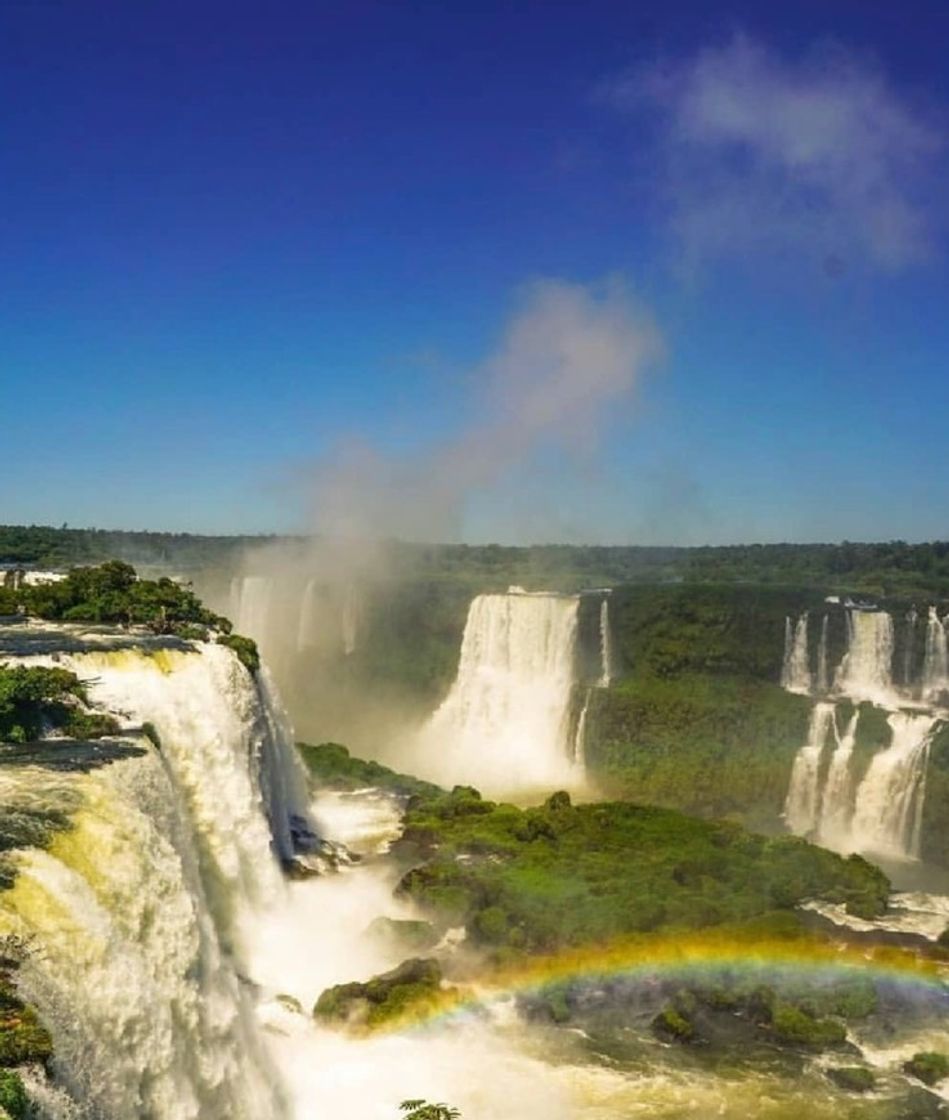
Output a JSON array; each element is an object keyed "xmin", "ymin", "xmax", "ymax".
[{"xmin": 399, "ymin": 1100, "xmax": 460, "ymax": 1120}]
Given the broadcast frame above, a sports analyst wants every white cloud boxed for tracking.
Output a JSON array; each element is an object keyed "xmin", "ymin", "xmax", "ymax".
[{"xmin": 608, "ymin": 34, "xmax": 944, "ymax": 272}]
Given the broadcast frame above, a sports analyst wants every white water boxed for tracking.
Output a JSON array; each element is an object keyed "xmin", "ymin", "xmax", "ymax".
[
  {"xmin": 785, "ymin": 702, "xmax": 938, "ymax": 861},
  {"xmin": 780, "ymin": 613, "xmax": 811, "ymax": 694},
  {"xmin": 849, "ymin": 711, "xmax": 937, "ymax": 860},
  {"xmin": 412, "ymin": 591, "xmax": 584, "ymax": 795},
  {"xmin": 783, "ymin": 703, "xmax": 835, "ymax": 836},
  {"xmin": 833, "ymin": 610, "xmax": 895, "ymax": 705},
  {"xmin": 597, "ymin": 597, "xmax": 614, "ymax": 687},
  {"xmin": 814, "ymin": 708, "xmax": 859, "ymax": 850},
  {"xmin": 923, "ymin": 606, "xmax": 949, "ymax": 701},
  {"xmin": 815, "ymin": 615, "xmax": 830, "ymax": 694},
  {"xmin": 231, "ymin": 576, "xmax": 274, "ymax": 649},
  {"xmin": 0, "ymin": 640, "xmax": 323, "ymax": 1120}
]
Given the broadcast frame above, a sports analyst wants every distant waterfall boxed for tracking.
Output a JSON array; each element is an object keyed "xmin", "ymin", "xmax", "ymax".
[
  {"xmin": 849, "ymin": 712, "xmax": 937, "ymax": 860},
  {"xmin": 416, "ymin": 591, "xmax": 583, "ymax": 794},
  {"xmin": 341, "ymin": 583, "xmax": 359, "ymax": 657},
  {"xmin": 816, "ymin": 615, "xmax": 830, "ymax": 693},
  {"xmin": 783, "ymin": 703, "xmax": 835, "ymax": 835},
  {"xmin": 0, "ymin": 641, "xmax": 308, "ymax": 1119},
  {"xmin": 780, "ymin": 613, "xmax": 811, "ymax": 694},
  {"xmin": 834, "ymin": 610, "xmax": 894, "ymax": 704},
  {"xmin": 923, "ymin": 607, "xmax": 949, "ymax": 700},
  {"xmin": 597, "ymin": 597, "xmax": 614, "ymax": 687},
  {"xmin": 814, "ymin": 708, "xmax": 859, "ymax": 849},
  {"xmin": 296, "ymin": 579, "xmax": 319, "ymax": 651},
  {"xmin": 231, "ymin": 576, "xmax": 274, "ymax": 644},
  {"xmin": 902, "ymin": 608, "xmax": 918, "ymax": 688},
  {"xmin": 784, "ymin": 703, "xmax": 938, "ymax": 861}
]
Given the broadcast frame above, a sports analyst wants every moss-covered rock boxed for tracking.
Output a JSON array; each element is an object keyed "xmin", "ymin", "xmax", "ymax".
[
  {"xmin": 313, "ymin": 958, "xmax": 444, "ymax": 1030},
  {"xmin": 770, "ymin": 1003, "xmax": 847, "ymax": 1048},
  {"xmin": 903, "ymin": 1051, "xmax": 949, "ymax": 1086},
  {"xmin": 652, "ymin": 1004, "xmax": 695, "ymax": 1042},
  {"xmin": 826, "ymin": 1066, "xmax": 876, "ymax": 1093}
]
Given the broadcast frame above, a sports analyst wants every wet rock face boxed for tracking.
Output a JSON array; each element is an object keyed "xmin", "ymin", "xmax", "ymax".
[{"xmin": 313, "ymin": 958, "xmax": 443, "ymax": 1029}]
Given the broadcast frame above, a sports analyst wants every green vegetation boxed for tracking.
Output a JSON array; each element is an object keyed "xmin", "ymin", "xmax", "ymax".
[
  {"xmin": 399, "ymin": 1100, "xmax": 460, "ymax": 1120},
  {"xmin": 2, "ymin": 561, "xmax": 261, "ymax": 674},
  {"xmin": 0, "ymin": 664, "xmax": 119, "ymax": 743},
  {"xmin": 314, "ymin": 958, "xmax": 444, "ymax": 1029},
  {"xmin": 826, "ymin": 1067, "xmax": 877, "ymax": 1093},
  {"xmin": 903, "ymin": 1052, "xmax": 949, "ymax": 1086},
  {"xmin": 0, "ymin": 1070, "xmax": 28, "ymax": 1120},
  {"xmin": 215, "ymin": 633, "xmax": 260, "ymax": 673},
  {"xmin": 7, "ymin": 561, "xmax": 232, "ymax": 637},
  {"xmin": 394, "ymin": 788, "xmax": 889, "ymax": 955},
  {"xmin": 5, "ymin": 526, "xmax": 949, "ymax": 600},
  {"xmin": 922, "ymin": 723, "xmax": 949, "ymax": 867},
  {"xmin": 0, "ymin": 950, "xmax": 52, "ymax": 1107},
  {"xmin": 585, "ymin": 675, "xmax": 811, "ymax": 830},
  {"xmin": 299, "ymin": 741, "xmax": 441, "ymax": 799}
]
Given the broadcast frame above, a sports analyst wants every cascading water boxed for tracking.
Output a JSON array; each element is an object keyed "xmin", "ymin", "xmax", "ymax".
[
  {"xmin": 783, "ymin": 703, "xmax": 835, "ymax": 836},
  {"xmin": 833, "ymin": 609, "xmax": 895, "ymax": 705},
  {"xmin": 814, "ymin": 708, "xmax": 859, "ymax": 849},
  {"xmin": 597, "ymin": 596, "xmax": 614, "ymax": 687},
  {"xmin": 922, "ymin": 606, "xmax": 948, "ymax": 701},
  {"xmin": 849, "ymin": 712, "xmax": 937, "ymax": 860},
  {"xmin": 780, "ymin": 613, "xmax": 811, "ymax": 694},
  {"xmin": 413, "ymin": 591, "xmax": 583, "ymax": 794},
  {"xmin": 0, "ymin": 639, "xmax": 305, "ymax": 1120},
  {"xmin": 341, "ymin": 583, "xmax": 359, "ymax": 657},
  {"xmin": 816, "ymin": 615, "xmax": 830, "ymax": 694},
  {"xmin": 231, "ymin": 576, "xmax": 274, "ymax": 647}
]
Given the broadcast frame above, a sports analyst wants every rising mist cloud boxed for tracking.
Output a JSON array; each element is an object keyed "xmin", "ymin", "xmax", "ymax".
[
  {"xmin": 607, "ymin": 33, "xmax": 944, "ymax": 273},
  {"xmin": 306, "ymin": 278, "xmax": 662, "ymax": 543}
]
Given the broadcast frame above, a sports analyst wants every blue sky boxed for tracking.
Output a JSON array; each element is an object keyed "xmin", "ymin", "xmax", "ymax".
[{"xmin": 2, "ymin": 1, "xmax": 948, "ymax": 543}]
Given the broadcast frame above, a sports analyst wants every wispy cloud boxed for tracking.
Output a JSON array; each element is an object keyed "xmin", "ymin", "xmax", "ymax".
[
  {"xmin": 306, "ymin": 278, "xmax": 662, "ymax": 542},
  {"xmin": 606, "ymin": 33, "xmax": 944, "ymax": 273}
]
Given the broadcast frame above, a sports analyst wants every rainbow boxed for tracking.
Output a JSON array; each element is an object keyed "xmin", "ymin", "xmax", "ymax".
[{"xmin": 373, "ymin": 928, "xmax": 949, "ymax": 1034}]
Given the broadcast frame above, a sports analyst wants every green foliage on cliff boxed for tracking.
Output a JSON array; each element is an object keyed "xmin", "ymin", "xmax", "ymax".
[
  {"xmin": 12, "ymin": 562, "xmax": 232, "ymax": 639},
  {"xmin": 583, "ymin": 674, "xmax": 812, "ymax": 830},
  {"xmin": 215, "ymin": 634, "xmax": 260, "ymax": 673},
  {"xmin": 0, "ymin": 955, "xmax": 52, "ymax": 1074},
  {"xmin": 0, "ymin": 664, "xmax": 119, "ymax": 743},
  {"xmin": 395, "ymin": 788, "xmax": 889, "ymax": 954},
  {"xmin": 298, "ymin": 741, "xmax": 441, "ymax": 799}
]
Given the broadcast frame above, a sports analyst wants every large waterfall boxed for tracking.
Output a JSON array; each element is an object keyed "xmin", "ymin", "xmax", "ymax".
[
  {"xmin": 0, "ymin": 637, "xmax": 316, "ymax": 1120},
  {"xmin": 413, "ymin": 591, "xmax": 583, "ymax": 795}
]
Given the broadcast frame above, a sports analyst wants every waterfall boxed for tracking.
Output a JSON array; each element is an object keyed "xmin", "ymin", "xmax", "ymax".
[
  {"xmin": 784, "ymin": 700, "xmax": 939, "ymax": 861},
  {"xmin": 780, "ymin": 612, "xmax": 811, "ymax": 694},
  {"xmin": 415, "ymin": 591, "xmax": 583, "ymax": 794},
  {"xmin": 783, "ymin": 703, "xmax": 835, "ymax": 835},
  {"xmin": 230, "ymin": 576, "xmax": 274, "ymax": 645},
  {"xmin": 296, "ymin": 579, "xmax": 319, "ymax": 652},
  {"xmin": 923, "ymin": 606, "xmax": 949, "ymax": 701},
  {"xmin": 573, "ymin": 688, "xmax": 592, "ymax": 762},
  {"xmin": 833, "ymin": 610, "xmax": 894, "ymax": 704},
  {"xmin": 341, "ymin": 583, "xmax": 359, "ymax": 657},
  {"xmin": 0, "ymin": 641, "xmax": 305, "ymax": 1119},
  {"xmin": 849, "ymin": 712, "xmax": 937, "ymax": 860},
  {"xmin": 597, "ymin": 597, "xmax": 614, "ymax": 687},
  {"xmin": 902, "ymin": 608, "xmax": 918, "ymax": 689},
  {"xmin": 816, "ymin": 615, "xmax": 830, "ymax": 693},
  {"xmin": 814, "ymin": 709, "xmax": 859, "ymax": 849}
]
